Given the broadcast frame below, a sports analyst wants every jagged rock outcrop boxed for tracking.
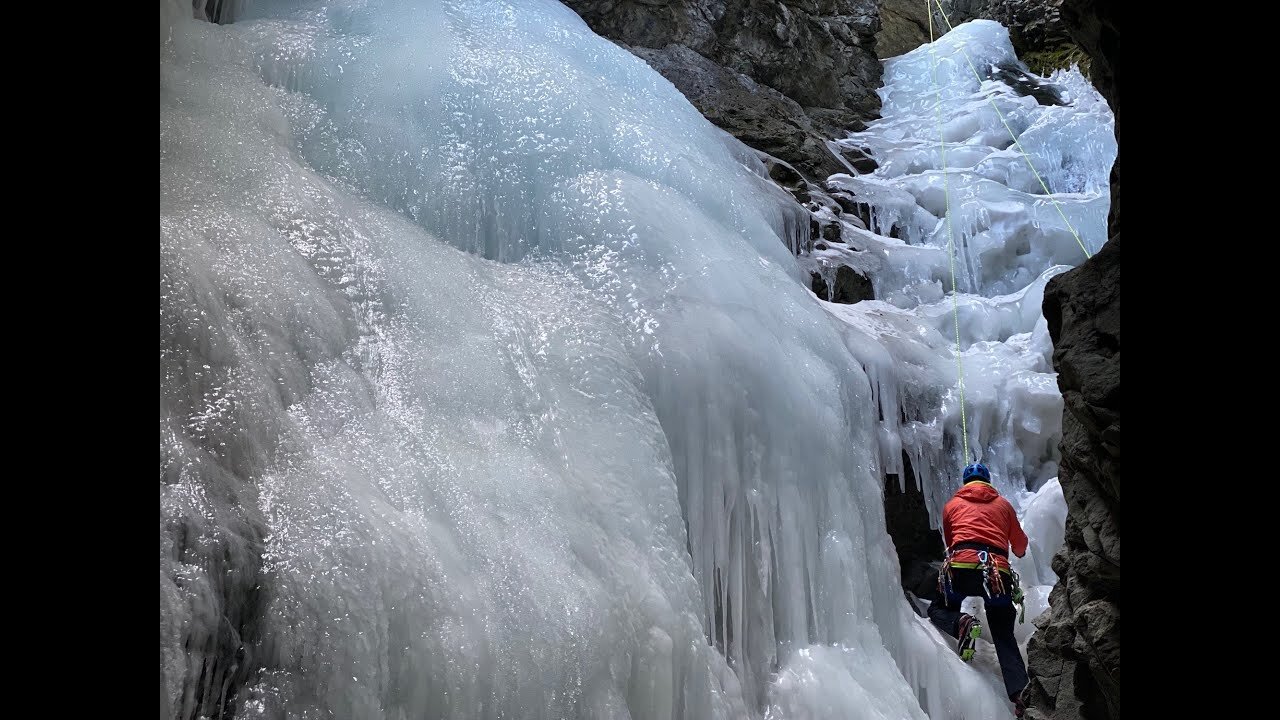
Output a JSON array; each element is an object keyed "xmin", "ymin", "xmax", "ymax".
[
  {"xmin": 877, "ymin": 1, "xmax": 1088, "ymax": 75},
  {"xmin": 631, "ymin": 45, "xmax": 851, "ymax": 180},
  {"xmin": 1028, "ymin": 0, "xmax": 1119, "ymax": 717},
  {"xmin": 1029, "ymin": 234, "xmax": 1119, "ymax": 720},
  {"xmin": 561, "ymin": 1, "xmax": 883, "ymax": 181},
  {"xmin": 947, "ymin": 0, "xmax": 1071, "ymax": 50},
  {"xmin": 876, "ymin": 0, "xmax": 933, "ymax": 58}
]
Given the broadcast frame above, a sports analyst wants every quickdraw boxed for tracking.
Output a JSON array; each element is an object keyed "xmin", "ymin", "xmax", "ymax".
[
  {"xmin": 977, "ymin": 550, "xmax": 1005, "ymax": 597},
  {"xmin": 1011, "ymin": 570, "xmax": 1026, "ymax": 624},
  {"xmin": 938, "ymin": 553, "xmax": 955, "ymax": 596}
]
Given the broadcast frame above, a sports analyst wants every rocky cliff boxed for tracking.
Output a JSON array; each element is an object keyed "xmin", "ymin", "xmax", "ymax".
[
  {"xmin": 1028, "ymin": 0, "xmax": 1120, "ymax": 716},
  {"xmin": 561, "ymin": 1, "xmax": 884, "ymax": 181}
]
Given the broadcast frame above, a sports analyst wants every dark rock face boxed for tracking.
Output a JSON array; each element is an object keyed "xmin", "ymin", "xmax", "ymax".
[
  {"xmin": 884, "ymin": 453, "xmax": 944, "ymax": 601},
  {"xmin": 713, "ymin": 1, "xmax": 882, "ymax": 117},
  {"xmin": 1028, "ymin": 234, "xmax": 1120, "ymax": 719},
  {"xmin": 810, "ymin": 264, "xmax": 873, "ymax": 304},
  {"xmin": 990, "ymin": 63, "xmax": 1066, "ymax": 106},
  {"xmin": 633, "ymin": 45, "xmax": 851, "ymax": 181},
  {"xmin": 1027, "ymin": 0, "xmax": 1119, "ymax": 716},
  {"xmin": 878, "ymin": 1, "xmax": 1086, "ymax": 75},
  {"xmin": 979, "ymin": 0, "xmax": 1071, "ymax": 51},
  {"xmin": 927, "ymin": 0, "xmax": 1069, "ymax": 51},
  {"xmin": 876, "ymin": 0, "xmax": 934, "ymax": 58},
  {"xmin": 561, "ymin": 1, "xmax": 884, "ymax": 181},
  {"xmin": 837, "ymin": 144, "xmax": 879, "ymax": 174}
]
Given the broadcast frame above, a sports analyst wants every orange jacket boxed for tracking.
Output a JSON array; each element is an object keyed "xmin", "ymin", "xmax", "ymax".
[{"xmin": 942, "ymin": 481, "xmax": 1028, "ymax": 571}]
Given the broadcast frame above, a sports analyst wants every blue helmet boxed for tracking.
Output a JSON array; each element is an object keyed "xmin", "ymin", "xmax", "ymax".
[{"xmin": 962, "ymin": 463, "xmax": 991, "ymax": 483}]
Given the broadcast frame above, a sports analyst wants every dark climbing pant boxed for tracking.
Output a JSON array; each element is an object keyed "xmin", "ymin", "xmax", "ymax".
[{"xmin": 926, "ymin": 566, "xmax": 1028, "ymax": 700}]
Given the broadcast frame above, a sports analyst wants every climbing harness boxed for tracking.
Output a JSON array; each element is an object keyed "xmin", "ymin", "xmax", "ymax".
[{"xmin": 938, "ymin": 543, "xmax": 1024, "ymax": 622}]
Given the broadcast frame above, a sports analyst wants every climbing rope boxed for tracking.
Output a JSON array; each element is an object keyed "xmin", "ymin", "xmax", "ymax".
[
  {"xmin": 926, "ymin": 3, "xmax": 970, "ymax": 462},
  {"xmin": 923, "ymin": 0, "xmax": 1104, "ymax": 464},
  {"xmin": 928, "ymin": 0, "xmax": 1093, "ymax": 260}
]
